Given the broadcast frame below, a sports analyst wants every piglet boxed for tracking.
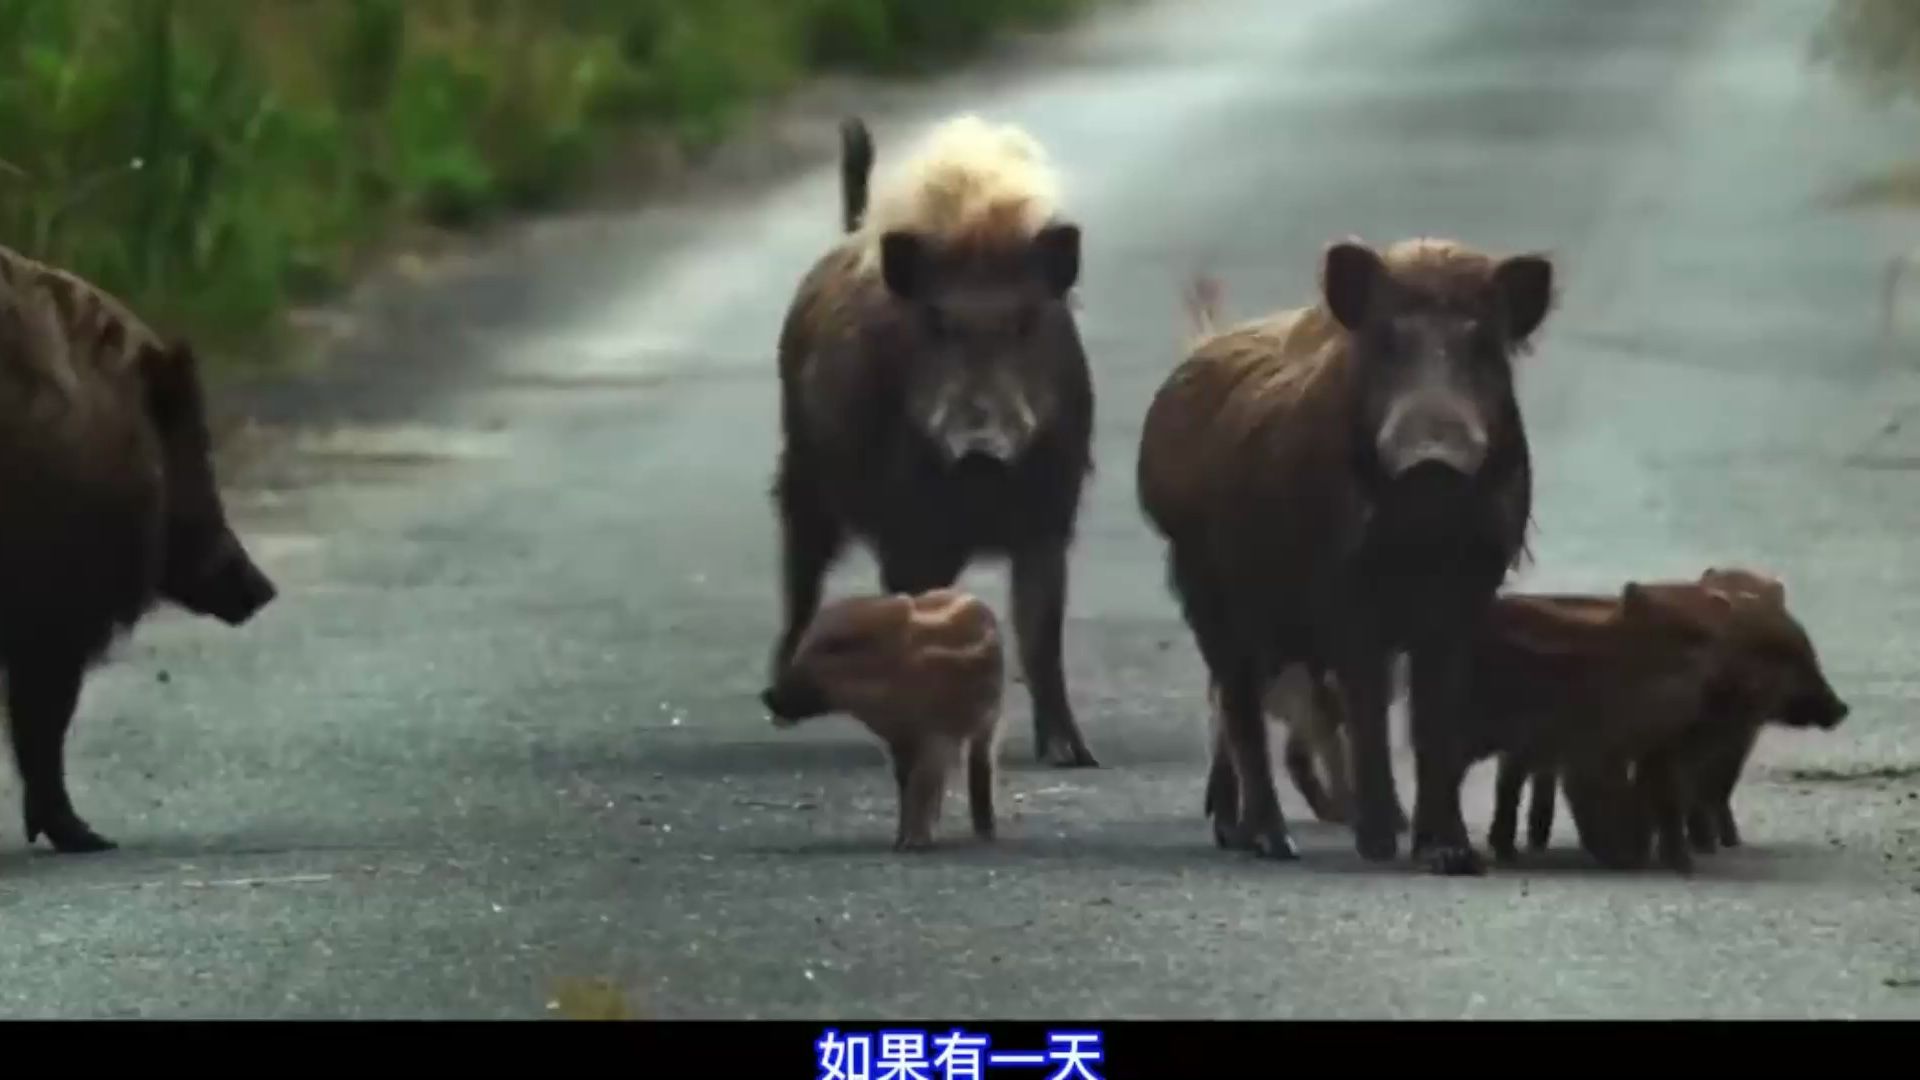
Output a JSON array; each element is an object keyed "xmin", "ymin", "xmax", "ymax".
[{"xmin": 762, "ymin": 588, "xmax": 1005, "ymax": 852}]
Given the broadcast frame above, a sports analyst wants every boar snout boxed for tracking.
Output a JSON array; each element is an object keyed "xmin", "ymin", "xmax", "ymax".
[
  {"xmin": 762, "ymin": 676, "xmax": 832, "ymax": 726},
  {"xmin": 1376, "ymin": 395, "xmax": 1490, "ymax": 480},
  {"xmin": 1788, "ymin": 687, "xmax": 1850, "ymax": 731},
  {"xmin": 172, "ymin": 533, "xmax": 277, "ymax": 627},
  {"xmin": 925, "ymin": 382, "xmax": 1037, "ymax": 468}
]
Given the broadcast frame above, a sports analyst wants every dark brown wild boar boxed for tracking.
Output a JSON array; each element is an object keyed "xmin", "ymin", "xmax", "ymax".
[
  {"xmin": 0, "ymin": 243, "xmax": 277, "ymax": 854},
  {"xmin": 768, "ymin": 114, "xmax": 1097, "ymax": 768},
  {"xmin": 1139, "ymin": 238, "xmax": 1554, "ymax": 872},
  {"xmin": 1485, "ymin": 569, "xmax": 1849, "ymax": 869},
  {"xmin": 763, "ymin": 588, "xmax": 1004, "ymax": 851}
]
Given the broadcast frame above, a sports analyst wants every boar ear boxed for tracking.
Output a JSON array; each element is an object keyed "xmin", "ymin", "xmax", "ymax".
[
  {"xmin": 1031, "ymin": 223, "xmax": 1080, "ymax": 297},
  {"xmin": 140, "ymin": 340, "xmax": 207, "ymax": 433},
  {"xmin": 1322, "ymin": 240, "xmax": 1384, "ymax": 332},
  {"xmin": 1701, "ymin": 588, "xmax": 1738, "ymax": 615},
  {"xmin": 1620, "ymin": 582, "xmax": 1650, "ymax": 618},
  {"xmin": 1761, "ymin": 579, "xmax": 1786, "ymax": 607},
  {"xmin": 880, "ymin": 230, "xmax": 928, "ymax": 301},
  {"xmin": 1493, "ymin": 253, "xmax": 1554, "ymax": 343}
]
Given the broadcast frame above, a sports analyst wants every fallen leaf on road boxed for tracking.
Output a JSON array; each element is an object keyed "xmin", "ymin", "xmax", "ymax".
[
  {"xmin": 735, "ymin": 797, "xmax": 820, "ymax": 811},
  {"xmin": 181, "ymin": 873, "xmax": 335, "ymax": 890},
  {"xmin": 549, "ymin": 977, "xmax": 639, "ymax": 1020}
]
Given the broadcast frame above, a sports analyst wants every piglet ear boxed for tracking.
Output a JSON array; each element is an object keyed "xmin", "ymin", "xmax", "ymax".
[
  {"xmin": 1031, "ymin": 223, "xmax": 1080, "ymax": 297},
  {"xmin": 1322, "ymin": 239, "xmax": 1383, "ymax": 332},
  {"xmin": 881, "ymin": 230, "xmax": 928, "ymax": 301},
  {"xmin": 1492, "ymin": 253, "xmax": 1554, "ymax": 343}
]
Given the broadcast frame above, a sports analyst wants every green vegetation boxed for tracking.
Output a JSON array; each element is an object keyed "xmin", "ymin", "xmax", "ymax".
[
  {"xmin": 1814, "ymin": 0, "xmax": 1920, "ymax": 108},
  {"xmin": 1814, "ymin": 1, "xmax": 1920, "ymax": 209},
  {"xmin": 0, "ymin": 0, "xmax": 1097, "ymax": 367}
]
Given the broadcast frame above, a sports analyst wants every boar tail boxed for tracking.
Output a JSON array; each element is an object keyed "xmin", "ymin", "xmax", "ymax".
[
  {"xmin": 839, "ymin": 117, "xmax": 875, "ymax": 234},
  {"xmin": 1183, "ymin": 273, "xmax": 1224, "ymax": 341}
]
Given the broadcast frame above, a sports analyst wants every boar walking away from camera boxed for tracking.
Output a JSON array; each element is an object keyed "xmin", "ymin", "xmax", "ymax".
[
  {"xmin": 769, "ymin": 115, "xmax": 1097, "ymax": 768},
  {"xmin": 763, "ymin": 589, "xmax": 1005, "ymax": 851},
  {"xmin": 1139, "ymin": 239, "xmax": 1554, "ymax": 872},
  {"xmin": 1488, "ymin": 569, "xmax": 1849, "ymax": 869},
  {"xmin": 0, "ymin": 244, "xmax": 277, "ymax": 854}
]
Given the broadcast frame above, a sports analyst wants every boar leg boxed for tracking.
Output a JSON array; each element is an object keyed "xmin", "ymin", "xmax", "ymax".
[
  {"xmin": 896, "ymin": 736, "xmax": 958, "ymax": 852},
  {"xmin": 1336, "ymin": 649, "xmax": 1399, "ymax": 863},
  {"xmin": 966, "ymin": 734, "xmax": 997, "ymax": 841},
  {"xmin": 1214, "ymin": 657, "xmax": 1298, "ymax": 859},
  {"xmin": 1202, "ymin": 682, "xmax": 1238, "ymax": 837},
  {"xmin": 1526, "ymin": 767, "xmax": 1558, "ymax": 851},
  {"xmin": 1706, "ymin": 724, "xmax": 1759, "ymax": 849},
  {"xmin": 7, "ymin": 652, "xmax": 115, "ymax": 854},
  {"xmin": 771, "ymin": 465, "xmax": 845, "ymax": 678},
  {"xmin": 1637, "ymin": 749, "xmax": 1694, "ymax": 874},
  {"xmin": 1488, "ymin": 753, "xmax": 1527, "ymax": 862},
  {"xmin": 1301, "ymin": 672, "xmax": 1357, "ymax": 824},
  {"xmin": 1565, "ymin": 762, "xmax": 1648, "ymax": 870},
  {"xmin": 1282, "ymin": 729, "xmax": 1339, "ymax": 823},
  {"xmin": 1012, "ymin": 543, "xmax": 1098, "ymax": 768},
  {"xmin": 1407, "ymin": 643, "xmax": 1482, "ymax": 876}
]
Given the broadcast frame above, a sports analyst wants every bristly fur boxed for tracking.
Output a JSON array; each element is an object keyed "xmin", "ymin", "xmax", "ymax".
[
  {"xmin": 849, "ymin": 114, "xmax": 1066, "ymax": 278},
  {"xmin": 1, "ymin": 243, "xmax": 162, "ymax": 387},
  {"xmin": 2, "ymin": 241, "xmax": 276, "ymax": 857},
  {"xmin": 1139, "ymin": 234, "xmax": 1554, "ymax": 872}
]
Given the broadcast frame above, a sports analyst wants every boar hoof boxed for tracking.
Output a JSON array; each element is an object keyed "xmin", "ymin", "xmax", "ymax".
[
  {"xmin": 1223, "ymin": 820, "xmax": 1298, "ymax": 860},
  {"xmin": 1210, "ymin": 815, "xmax": 1242, "ymax": 851},
  {"xmin": 1355, "ymin": 822, "xmax": 1399, "ymax": 863},
  {"xmin": 1489, "ymin": 837, "xmax": 1520, "ymax": 864},
  {"xmin": 1422, "ymin": 844, "xmax": 1486, "ymax": 877},
  {"xmin": 1038, "ymin": 736, "xmax": 1099, "ymax": 769},
  {"xmin": 893, "ymin": 832, "xmax": 935, "ymax": 854},
  {"xmin": 1715, "ymin": 810, "xmax": 1742, "ymax": 849},
  {"xmin": 27, "ymin": 809, "xmax": 116, "ymax": 855},
  {"xmin": 1658, "ymin": 840, "xmax": 1694, "ymax": 876},
  {"xmin": 1249, "ymin": 827, "xmax": 1301, "ymax": 861}
]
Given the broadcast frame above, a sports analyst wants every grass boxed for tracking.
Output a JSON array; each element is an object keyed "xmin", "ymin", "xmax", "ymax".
[{"xmin": 0, "ymin": 0, "xmax": 1102, "ymax": 371}]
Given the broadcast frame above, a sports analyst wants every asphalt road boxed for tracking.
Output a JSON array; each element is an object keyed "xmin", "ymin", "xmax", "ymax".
[{"xmin": 3, "ymin": 0, "xmax": 1919, "ymax": 1020}]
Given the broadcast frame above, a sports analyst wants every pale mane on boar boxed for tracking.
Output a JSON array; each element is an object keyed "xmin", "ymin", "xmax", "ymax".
[
  {"xmin": 0, "ymin": 242, "xmax": 277, "ymax": 857},
  {"xmin": 1138, "ymin": 237, "xmax": 1554, "ymax": 873},
  {"xmin": 768, "ymin": 115, "xmax": 1098, "ymax": 768}
]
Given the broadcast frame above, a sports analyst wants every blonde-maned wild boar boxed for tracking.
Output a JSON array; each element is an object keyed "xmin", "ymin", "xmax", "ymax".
[
  {"xmin": 768, "ymin": 115, "xmax": 1097, "ymax": 768},
  {"xmin": 1487, "ymin": 569, "xmax": 1848, "ymax": 869},
  {"xmin": 762, "ymin": 589, "xmax": 1005, "ymax": 851},
  {"xmin": 0, "ymin": 244, "xmax": 276, "ymax": 854},
  {"xmin": 1138, "ymin": 239, "xmax": 1554, "ymax": 872}
]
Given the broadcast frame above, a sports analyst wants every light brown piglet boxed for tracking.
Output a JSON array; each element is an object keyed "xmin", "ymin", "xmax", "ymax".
[{"xmin": 762, "ymin": 588, "xmax": 1005, "ymax": 851}]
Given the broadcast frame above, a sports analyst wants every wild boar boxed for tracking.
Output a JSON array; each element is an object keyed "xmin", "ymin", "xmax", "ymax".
[
  {"xmin": 1675, "ymin": 568, "xmax": 1848, "ymax": 852},
  {"xmin": 0, "ymin": 243, "xmax": 277, "ymax": 854},
  {"xmin": 1139, "ymin": 238, "xmax": 1554, "ymax": 872},
  {"xmin": 762, "ymin": 588, "xmax": 1005, "ymax": 851},
  {"xmin": 768, "ymin": 114, "xmax": 1097, "ymax": 768},
  {"xmin": 1485, "ymin": 569, "xmax": 1849, "ymax": 868},
  {"xmin": 1438, "ymin": 584, "xmax": 1737, "ymax": 872}
]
